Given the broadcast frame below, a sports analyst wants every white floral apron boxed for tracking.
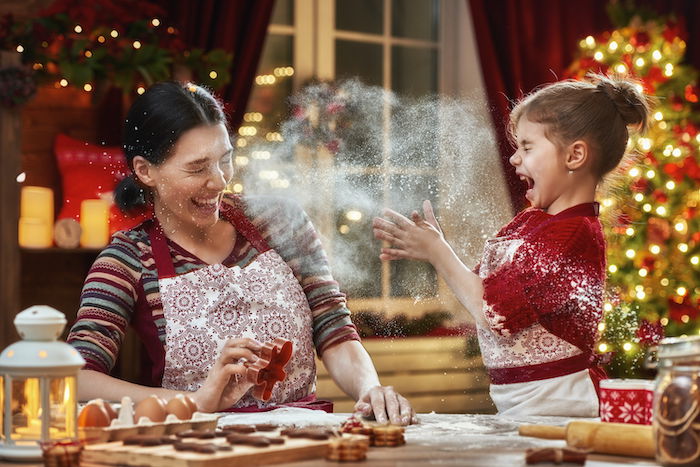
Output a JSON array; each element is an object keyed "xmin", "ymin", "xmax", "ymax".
[
  {"xmin": 476, "ymin": 234, "xmax": 599, "ymax": 416},
  {"xmin": 147, "ymin": 204, "xmax": 318, "ymax": 409}
]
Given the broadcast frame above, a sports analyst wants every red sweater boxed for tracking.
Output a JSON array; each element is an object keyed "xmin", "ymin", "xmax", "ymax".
[{"xmin": 480, "ymin": 203, "xmax": 605, "ymax": 353}]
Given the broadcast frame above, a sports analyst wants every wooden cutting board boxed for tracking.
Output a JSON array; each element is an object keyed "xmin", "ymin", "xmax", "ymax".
[{"xmin": 81, "ymin": 433, "xmax": 332, "ymax": 467}]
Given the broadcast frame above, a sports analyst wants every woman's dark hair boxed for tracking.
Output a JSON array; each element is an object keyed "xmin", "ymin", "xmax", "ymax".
[{"xmin": 115, "ymin": 81, "xmax": 228, "ymax": 211}]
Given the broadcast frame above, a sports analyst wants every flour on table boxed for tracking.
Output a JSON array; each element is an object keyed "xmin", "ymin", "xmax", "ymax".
[{"xmin": 217, "ymin": 407, "xmax": 348, "ymax": 428}]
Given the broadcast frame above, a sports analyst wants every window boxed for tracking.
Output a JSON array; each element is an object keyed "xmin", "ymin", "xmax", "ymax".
[{"xmin": 239, "ymin": 0, "xmax": 473, "ymax": 317}]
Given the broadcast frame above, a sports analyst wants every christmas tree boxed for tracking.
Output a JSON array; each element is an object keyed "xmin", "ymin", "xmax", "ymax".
[{"xmin": 565, "ymin": 6, "xmax": 700, "ymax": 376}]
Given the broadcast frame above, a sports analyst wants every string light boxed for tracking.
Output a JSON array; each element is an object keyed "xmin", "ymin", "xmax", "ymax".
[
  {"xmin": 136, "ymin": 86, "xmax": 145, "ymax": 95},
  {"xmin": 602, "ymin": 198, "xmax": 614, "ymax": 207},
  {"xmin": 663, "ymin": 145, "xmax": 673, "ymax": 157},
  {"xmin": 675, "ymin": 221, "xmax": 687, "ymax": 233},
  {"xmin": 635, "ymin": 57, "xmax": 645, "ymax": 67},
  {"xmin": 585, "ymin": 36, "xmax": 595, "ymax": 48},
  {"xmin": 642, "ymin": 203, "xmax": 652, "ymax": 212},
  {"xmin": 608, "ymin": 265, "xmax": 618, "ymax": 273},
  {"xmin": 233, "ymin": 183, "xmax": 243, "ymax": 193},
  {"xmin": 639, "ymin": 268, "xmax": 648, "ymax": 277},
  {"xmin": 110, "ymin": 29, "xmax": 119, "ymax": 38},
  {"xmin": 677, "ymin": 286, "xmax": 687, "ymax": 296},
  {"xmin": 209, "ymin": 71, "xmax": 217, "ymax": 79},
  {"xmin": 623, "ymin": 342, "xmax": 633, "ymax": 352},
  {"xmin": 655, "ymin": 206, "xmax": 667, "ymax": 216},
  {"xmin": 664, "ymin": 63, "xmax": 674, "ymax": 77},
  {"xmin": 604, "ymin": 303, "xmax": 613, "ymax": 312},
  {"xmin": 637, "ymin": 138, "xmax": 652, "ymax": 151},
  {"xmin": 636, "ymin": 290, "xmax": 646, "ymax": 300},
  {"xmin": 615, "ymin": 63, "xmax": 628, "ymax": 74},
  {"xmin": 83, "ymin": 83, "xmax": 92, "ymax": 92},
  {"xmin": 652, "ymin": 50, "xmax": 662, "ymax": 61},
  {"xmin": 98, "ymin": 35, "xmax": 106, "ymax": 43},
  {"xmin": 661, "ymin": 317, "xmax": 669, "ymax": 326},
  {"xmin": 238, "ymin": 126, "xmax": 257, "ymax": 136},
  {"xmin": 252, "ymin": 151, "xmax": 271, "ymax": 160},
  {"xmin": 625, "ymin": 249, "xmax": 636, "ymax": 259},
  {"xmin": 237, "ymin": 139, "xmax": 247, "ymax": 148},
  {"xmin": 649, "ymin": 244, "xmax": 661, "ymax": 255},
  {"xmin": 672, "ymin": 147, "xmax": 682, "ymax": 157},
  {"xmin": 682, "ymin": 315, "xmax": 690, "ymax": 323},
  {"xmin": 16, "ymin": 45, "xmax": 24, "ymax": 53},
  {"xmin": 74, "ymin": 25, "xmax": 82, "ymax": 33},
  {"xmin": 633, "ymin": 193, "xmax": 644, "ymax": 202},
  {"xmin": 626, "ymin": 227, "xmax": 635, "ymax": 236},
  {"xmin": 646, "ymin": 169, "xmax": 656, "ymax": 179},
  {"xmin": 133, "ymin": 41, "xmax": 141, "ymax": 49},
  {"xmin": 629, "ymin": 167, "xmax": 641, "ymax": 177},
  {"xmin": 654, "ymin": 111, "xmax": 664, "ymax": 121},
  {"xmin": 339, "ymin": 225, "xmax": 350, "ymax": 234},
  {"xmin": 85, "ymin": 50, "xmax": 92, "ymax": 58},
  {"xmin": 691, "ymin": 256, "xmax": 699, "ymax": 265},
  {"xmin": 594, "ymin": 51, "xmax": 604, "ymax": 61},
  {"xmin": 666, "ymin": 181, "xmax": 676, "ymax": 190},
  {"xmin": 661, "ymin": 278, "xmax": 670, "ymax": 286},
  {"xmin": 598, "ymin": 343, "xmax": 608, "ymax": 352},
  {"xmin": 151, "ymin": 18, "xmax": 161, "ymax": 27},
  {"xmin": 608, "ymin": 41, "xmax": 619, "ymax": 52},
  {"xmin": 235, "ymin": 156, "xmax": 249, "ymax": 166},
  {"xmin": 59, "ymin": 79, "xmax": 68, "ymax": 87}
]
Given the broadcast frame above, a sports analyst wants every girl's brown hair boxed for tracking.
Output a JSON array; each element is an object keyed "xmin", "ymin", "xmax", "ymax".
[{"xmin": 508, "ymin": 74, "xmax": 652, "ymax": 178}]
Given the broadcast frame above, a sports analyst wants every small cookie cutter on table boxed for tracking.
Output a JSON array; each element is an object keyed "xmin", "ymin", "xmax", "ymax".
[{"xmin": 246, "ymin": 338, "xmax": 293, "ymax": 401}]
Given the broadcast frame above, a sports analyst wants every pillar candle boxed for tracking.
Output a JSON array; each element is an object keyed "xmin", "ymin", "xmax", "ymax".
[
  {"xmin": 18, "ymin": 218, "xmax": 52, "ymax": 248},
  {"xmin": 80, "ymin": 199, "xmax": 109, "ymax": 248},
  {"xmin": 19, "ymin": 186, "xmax": 54, "ymax": 248}
]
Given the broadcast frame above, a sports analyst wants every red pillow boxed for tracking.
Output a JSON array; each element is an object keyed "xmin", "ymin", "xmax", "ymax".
[{"xmin": 54, "ymin": 134, "xmax": 148, "ymax": 234}]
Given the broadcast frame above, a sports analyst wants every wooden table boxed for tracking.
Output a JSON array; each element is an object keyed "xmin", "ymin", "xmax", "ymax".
[{"xmin": 0, "ymin": 414, "xmax": 661, "ymax": 466}]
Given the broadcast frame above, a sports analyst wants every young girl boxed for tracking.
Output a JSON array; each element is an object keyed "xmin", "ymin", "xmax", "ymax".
[{"xmin": 373, "ymin": 75, "xmax": 652, "ymax": 416}]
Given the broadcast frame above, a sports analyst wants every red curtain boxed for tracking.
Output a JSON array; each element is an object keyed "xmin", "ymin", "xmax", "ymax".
[
  {"xmin": 467, "ymin": 0, "xmax": 700, "ymax": 212},
  {"xmin": 158, "ymin": 0, "xmax": 275, "ymax": 131}
]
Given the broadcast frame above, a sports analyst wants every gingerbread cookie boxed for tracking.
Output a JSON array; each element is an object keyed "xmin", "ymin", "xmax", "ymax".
[{"xmin": 326, "ymin": 436, "xmax": 369, "ymax": 462}]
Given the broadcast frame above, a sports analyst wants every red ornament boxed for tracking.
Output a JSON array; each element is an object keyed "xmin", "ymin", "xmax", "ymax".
[
  {"xmin": 663, "ymin": 162, "xmax": 685, "ymax": 182},
  {"xmin": 647, "ymin": 217, "xmax": 671, "ymax": 244},
  {"xmin": 631, "ymin": 31, "xmax": 651, "ymax": 47},
  {"xmin": 686, "ymin": 84, "xmax": 699, "ymax": 103},
  {"xmin": 642, "ymin": 255, "xmax": 656, "ymax": 271},
  {"xmin": 668, "ymin": 297, "xmax": 699, "ymax": 323},
  {"xmin": 636, "ymin": 319, "xmax": 664, "ymax": 346},
  {"xmin": 652, "ymin": 189, "xmax": 668, "ymax": 203},
  {"xmin": 631, "ymin": 177, "xmax": 649, "ymax": 193}
]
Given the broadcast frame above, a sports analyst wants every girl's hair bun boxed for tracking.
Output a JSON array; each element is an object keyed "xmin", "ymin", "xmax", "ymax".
[{"xmin": 594, "ymin": 74, "xmax": 650, "ymax": 133}]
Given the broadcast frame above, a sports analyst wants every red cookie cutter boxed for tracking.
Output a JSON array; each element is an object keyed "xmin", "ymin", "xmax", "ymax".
[{"xmin": 246, "ymin": 338, "xmax": 293, "ymax": 401}]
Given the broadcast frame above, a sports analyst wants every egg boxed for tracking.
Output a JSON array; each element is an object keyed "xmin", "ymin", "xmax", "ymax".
[
  {"xmin": 165, "ymin": 395, "xmax": 192, "ymax": 420},
  {"xmin": 134, "ymin": 395, "xmax": 167, "ymax": 423},
  {"xmin": 183, "ymin": 395, "xmax": 198, "ymax": 414},
  {"xmin": 78, "ymin": 402, "xmax": 111, "ymax": 427},
  {"xmin": 98, "ymin": 399, "xmax": 118, "ymax": 421}
]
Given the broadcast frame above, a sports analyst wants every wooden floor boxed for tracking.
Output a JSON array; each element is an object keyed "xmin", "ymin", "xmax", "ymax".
[{"xmin": 316, "ymin": 336, "xmax": 495, "ymax": 414}]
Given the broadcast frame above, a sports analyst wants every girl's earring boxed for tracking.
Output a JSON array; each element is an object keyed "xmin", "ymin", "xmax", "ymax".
[{"xmin": 568, "ymin": 170, "xmax": 574, "ymax": 175}]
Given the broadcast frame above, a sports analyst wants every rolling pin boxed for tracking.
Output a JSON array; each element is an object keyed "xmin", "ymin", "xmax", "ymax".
[{"xmin": 519, "ymin": 420, "xmax": 654, "ymax": 458}]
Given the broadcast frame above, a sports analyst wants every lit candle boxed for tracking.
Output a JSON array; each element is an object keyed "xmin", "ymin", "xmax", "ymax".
[
  {"xmin": 19, "ymin": 186, "xmax": 54, "ymax": 248},
  {"xmin": 80, "ymin": 200, "xmax": 109, "ymax": 248},
  {"xmin": 18, "ymin": 218, "xmax": 52, "ymax": 248}
]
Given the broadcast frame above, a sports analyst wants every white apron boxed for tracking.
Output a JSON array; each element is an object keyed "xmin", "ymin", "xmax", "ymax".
[
  {"xmin": 476, "ymin": 234, "xmax": 599, "ymax": 417},
  {"xmin": 148, "ymin": 204, "xmax": 317, "ymax": 409}
]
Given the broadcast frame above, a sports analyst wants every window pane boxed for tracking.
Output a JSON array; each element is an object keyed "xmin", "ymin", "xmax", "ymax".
[
  {"xmin": 392, "ymin": 46, "xmax": 437, "ymax": 97},
  {"xmin": 389, "ymin": 98, "xmax": 439, "ymax": 167},
  {"xmin": 336, "ymin": 40, "xmax": 383, "ymax": 88},
  {"xmin": 391, "ymin": 0, "xmax": 439, "ymax": 41},
  {"xmin": 244, "ymin": 34, "xmax": 294, "ymax": 160},
  {"xmin": 388, "ymin": 174, "xmax": 438, "ymax": 297},
  {"xmin": 335, "ymin": 80, "xmax": 384, "ymax": 167},
  {"xmin": 271, "ymin": 0, "xmax": 294, "ymax": 25},
  {"xmin": 336, "ymin": 0, "xmax": 383, "ymax": 34},
  {"xmin": 333, "ymin": 174, "xmax": 382, "ymax": 298}
]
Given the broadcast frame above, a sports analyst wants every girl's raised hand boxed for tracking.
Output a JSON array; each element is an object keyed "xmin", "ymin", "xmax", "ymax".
[{"xmin": 372, "ymin": 200, "xmax": 444, "ymax": 262}]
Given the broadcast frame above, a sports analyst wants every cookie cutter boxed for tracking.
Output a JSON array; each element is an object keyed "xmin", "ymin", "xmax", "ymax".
[{"xmin": 246, "ymin": 337, "xmax": 293, "ymax": 401}]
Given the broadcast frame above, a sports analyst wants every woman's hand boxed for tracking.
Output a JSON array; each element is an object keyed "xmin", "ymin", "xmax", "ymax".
[
  {"xmin": 354, "ymin": 385, "xmax": 417, "ymax": 426},
  {"xmin": 190, "ymin": 338, "xmax": 262, "ymax": 412},
  {"xmin": 373, "ymin": 200, "xmax": 444, "ymax": 262}
]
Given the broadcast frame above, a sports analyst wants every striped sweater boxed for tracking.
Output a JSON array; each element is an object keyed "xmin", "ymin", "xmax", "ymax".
[{"xmin": 67, "ymin": 194, "xmax": 360, "ymax": 386}]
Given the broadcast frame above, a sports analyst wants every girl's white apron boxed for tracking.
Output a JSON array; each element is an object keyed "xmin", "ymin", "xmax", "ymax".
[
  {"xmin": 476, "ymin": 235, "xmax": 598, "ymax": 417},
  {"xmin": 148, "ymin": 205, "xmax": 317, "ymax": 409}
]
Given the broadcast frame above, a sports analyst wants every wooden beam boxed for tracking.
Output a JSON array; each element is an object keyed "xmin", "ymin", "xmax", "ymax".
[{"xmin": 0, "ymin": 51, "xmax": 22, "ymax": 349}]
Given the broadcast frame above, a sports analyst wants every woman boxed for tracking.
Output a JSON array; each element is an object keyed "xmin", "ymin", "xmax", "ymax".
[{"xmin": 67, "ymin": 81, "xmax": 415, "ymax": 425}]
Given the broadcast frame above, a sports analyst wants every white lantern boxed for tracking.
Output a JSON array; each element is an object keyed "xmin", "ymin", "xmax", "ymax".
[{"xmin": 0, "ymin": 306, "xmax": 85, "ymax": 460}]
